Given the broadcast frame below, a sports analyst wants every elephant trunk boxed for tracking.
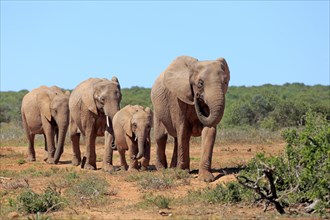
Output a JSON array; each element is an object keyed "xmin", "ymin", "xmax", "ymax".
[
  {"xmin": 195, "ymin": 87, "xmax": 225, "ymax": 127},
  {"xmin": 135, "ymin": 138, "xmax": 145, "ymax": 160},
  {"xmin": 54, "ymin": 123, "xmax": 68, "ymax": 163}
]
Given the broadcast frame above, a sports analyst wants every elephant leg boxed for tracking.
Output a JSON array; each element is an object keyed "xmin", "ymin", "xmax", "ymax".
[
  {"xmin": 141, "ymin": 139, "xmax": 151, "ymax": 171},
  {"xmin": 170, "ymin": 137, "xmax": 178, "ymax": 168},
  {"xmin": 54, "ymin": 127, "xmax": 59, "ymax": 152},
  {"xmin": 154, "ymin": 119, "xmax": 168, "ymax": 169},
  {"xmin": 177, "ymin": 124, "xmax": 191, "ymax": 170},
  {"xmin": 70, "ymin": 119, "xmax": 81, "ymax": 166},
  {"xmin": 103, "ymin": 131, "xmax": 114, "ymax": 172},
  {"xmin": 27, "ymin": 133, "xmax": 36, "ymax": 161},
  {"xmin": 118, "ymin": 149, "xmax": 128, "ymax": 171},
  {"xmin": 43, "ymin": 134, "xmax": 48, "ymax": 162},
  {"xmin": 198, "ymin": 126, "xmax": 216, "ymax": 182},
  {"xmin": 22, "ymin": 114, "xmax": 36, "ymax": 161},
  {"xmin": 84, "ymin": 120, "xmax": 97, "ymax": 170},
  {"xmin": 42, "ymin": 119, "xmax": 56, "ymax": 164},
  {"xmin": 128, "ymin": 141, "xmax": 139, "ymax": 171}
]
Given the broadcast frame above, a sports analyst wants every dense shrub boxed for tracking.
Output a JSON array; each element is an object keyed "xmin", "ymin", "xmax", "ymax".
[
  {"xmin": 0, "ymin": 90, "xmax": 28, "ymax": 123},
  {"xmin": 240, "ymin": 111, "xmax": 330, "ymax": 213},
  {"xmin": 1, "ymin": 84, "xmax": 329, "ymax": 130}
]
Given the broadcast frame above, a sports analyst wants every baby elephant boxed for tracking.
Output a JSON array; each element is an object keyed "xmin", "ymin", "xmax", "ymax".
[{"xmin": 113, "ymin": 105, "xmax": 153, "ymax": 171}]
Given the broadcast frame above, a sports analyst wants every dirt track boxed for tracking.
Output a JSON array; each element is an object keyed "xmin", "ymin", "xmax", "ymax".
[{"xmin": 0, "ymin": 142, "xmax": 289, "ymax": 219}]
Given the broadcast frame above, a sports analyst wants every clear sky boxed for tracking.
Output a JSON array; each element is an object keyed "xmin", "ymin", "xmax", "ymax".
[{"xmin": 1, "ymin": 1, "xmax": 329, "ymax": 91}]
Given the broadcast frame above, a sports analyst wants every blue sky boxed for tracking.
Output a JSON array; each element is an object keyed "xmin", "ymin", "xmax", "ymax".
[{"xmin": 1, "ymin": 1, "xmax": 329, "ymax": 91}]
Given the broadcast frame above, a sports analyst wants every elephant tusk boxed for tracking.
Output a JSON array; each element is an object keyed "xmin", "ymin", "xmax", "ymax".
[
  {"xmin": 134, "ymin": 136, "xmax": 138, "ymax": 142},
  {"xmin": 106, "ymin": 116, "xmax": 110, "ymax": 128}
]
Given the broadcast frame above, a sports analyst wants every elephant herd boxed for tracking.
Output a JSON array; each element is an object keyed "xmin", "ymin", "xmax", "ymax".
[{"xmin": 21, "ymin": 55, "xmax": 230, "ymax": 182}]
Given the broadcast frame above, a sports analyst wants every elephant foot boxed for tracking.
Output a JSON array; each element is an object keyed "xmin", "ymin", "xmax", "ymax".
[
  {"xmin": 103, "ymin": 163, "xmax": 115, "ymax": 173},
  {"xmin": 128, "ymin": 166, "xmax": 139, "ymax": 172},
  {"xmin": 27, "ymin": 157, "xmax": 36, "ymax": 162},
  {"xmin": 140, "ymin": 166, "xmax": 148, "ymax": 171},
  {"xmin": 72, "ymin": 158, "xmax": 81, "ymax": 166},
  {"xmin": 198, "ymin": 170, "xmax": 215, "ymax": 182},
  {"xmin": 155, "ymin": 161, "xmax": 167, "ymax": 170},
  {"xmin": 120, "ymin": 165, "xmax": 128, "ymax": 171},
  {"xmin": 46, "ymin": 158, "xmax": 55, "ymax": 164},
  {"xmin": 84, "ymin": 163, "xmax": 97, "ymax": 170}
]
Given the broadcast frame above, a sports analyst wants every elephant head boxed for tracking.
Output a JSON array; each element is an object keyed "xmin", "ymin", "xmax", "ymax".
[
  {"xmin": 122, "ymin": 106, "xmax": 153, "ymax": 160},
  {"xmin": 82, "ymin": 77, "xmax": 121, "ymax": 130},
  {"xmin": 164, "ymin": 56, "xmax": 230, "ymax": 127},
  {"xmin": 37, "ymin": 87, "xmax": 70, "ymax": 163}
]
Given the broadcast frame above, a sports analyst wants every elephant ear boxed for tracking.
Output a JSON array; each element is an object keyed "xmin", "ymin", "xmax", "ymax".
[
  {"xmin": 111, "ymin": 76, "xmax": 121, "ymax": 90},
  {"xmin": 81, "ymin": 86, "xmax": 98, "ymax": 115},
  {"xmin": 145, "ymin": 107, "xmax": 153, "ymax": 126},
  {"xmin": 123, "ymin": 119, "xmax": 133, "ymax": 138},
  {"xmin": 163, "ymin": 56, "xmax": 198, "ymax": 105},
  {"xmin": 118, "ymin": 106, "xmax": 135, "ymax": 138},
  {"xmin": 37, "ymin": 92, "xmax": 52, "ymax": 121},
  {"xmin": 217, "ymin": 58, "xmax": 230, "ymax": 81}
]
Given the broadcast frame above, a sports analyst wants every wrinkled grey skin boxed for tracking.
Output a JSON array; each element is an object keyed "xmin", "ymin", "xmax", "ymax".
[
  {"xmin": 151, "ymin": 56, "xmax": 230, "ymax": 182},
  {"xmin": 112, "ymin": 105, "xmax": 153, "ymax": 171},
  {"xmin": 69, "ymin": 77, "xmax": 121, "ymax": 171},
  {"xmin": 21, "ymin": 86, "xmax": 70, "ymax": 164}
]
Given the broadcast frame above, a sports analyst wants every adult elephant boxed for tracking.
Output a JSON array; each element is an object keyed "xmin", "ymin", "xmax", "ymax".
[
  {"xmin": 21, "ymin": 85, "xmax": 70, "ymax": 164},
  {"xmin": 69, "ymin": 77, "xmax": 121, "ymax": 171},
  {"xmin": 112, "ymin": 105, "xmax": 153, "ymax": 171},
  {"xmin": 151, "ymin": 56, "xmax": 230, "ymax": 182}
]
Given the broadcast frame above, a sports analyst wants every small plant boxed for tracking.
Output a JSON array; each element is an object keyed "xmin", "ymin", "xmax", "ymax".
[
  {"xmin": 139, "ymin": 174, "xmax": 173, "ymax": 190},
  {"xmin": 17, "ymin": 187, "xmax": 64, "ymax": 214},
  {"xmin": 17, "ymin": 158, "xmax": 26, "ymax": 165},
  {"xmin": 27, "ymin": 212, "xmax": 50, "ymax": 220},
  {"xmin": 126, "ymin": 169, "xmax": 190, "ymax": 190},
  {"xmin": 143, "ymin": 193, "xmax": 171, "ymax": 209},
  {"xmin": 186, "ymin": 182, "xmax": 251, "ymax": 205},
  {"xmin": 65, "ymin": 175, "xmax": 115, "ymax": 206}
]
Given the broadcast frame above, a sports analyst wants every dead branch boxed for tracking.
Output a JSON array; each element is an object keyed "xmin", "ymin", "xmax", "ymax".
[
  {"xmin": 0, "ymin": 176, "xmax": 12, "ymax": 180},
  {"xmin": 237, "ymin": 167, "xmax": 285, "ymax": 214}
]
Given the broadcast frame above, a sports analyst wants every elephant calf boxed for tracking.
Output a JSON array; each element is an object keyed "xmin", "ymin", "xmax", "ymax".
[
  {"xmin": 112, "ymin": 105, "xmax": 153, "ymax": 171},
  {"xmin": 21, "ymin": 86, "xmax": 70, "ymax": 164}
]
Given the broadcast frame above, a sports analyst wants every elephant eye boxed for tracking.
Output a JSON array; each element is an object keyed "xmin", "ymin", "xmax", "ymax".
[
  {"xmin": 99, "ymin": 96, "xmax": 105, "ymax": 104},
  {"xmin": 132, "ymin": 123, "xmax": 137, "ymax": 129},
  {"xmin": 197, "ymin": 79, "xmax": 204, "ymax": 88}
]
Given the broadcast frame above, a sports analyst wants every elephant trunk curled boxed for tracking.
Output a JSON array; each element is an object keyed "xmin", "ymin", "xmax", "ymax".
[{"xmin": 195, "ymin": 87, "xmax": 225, "ymax": 127}]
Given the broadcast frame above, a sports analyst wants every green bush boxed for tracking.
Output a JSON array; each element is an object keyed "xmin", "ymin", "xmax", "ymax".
[
  {"xmin": 17, "ymin": 187, "xmax": 64, "ymax": 214},
  {"xmin": 241, "ymin": 111, "xmax": 330, "ymax": 213},
  {"xmin": 282, "ymin": 112, "xmax": 330, "ymax": 203}
]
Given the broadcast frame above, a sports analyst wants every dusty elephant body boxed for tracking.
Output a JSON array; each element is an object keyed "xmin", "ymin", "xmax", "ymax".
[
  {"xmin": 112, "ymin": 105, "xmax": 153, "ymax": 171},
  {"xmin": 151, "ymin": 56, "xmax": 230, "ymax": 182},
  {"xmin": 21, "ymin": 86, "xmax": 70, "ymax": 164},
  {"xmin": 69, "ymin": 77, "xmax": 121, "ymax": 171}
]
